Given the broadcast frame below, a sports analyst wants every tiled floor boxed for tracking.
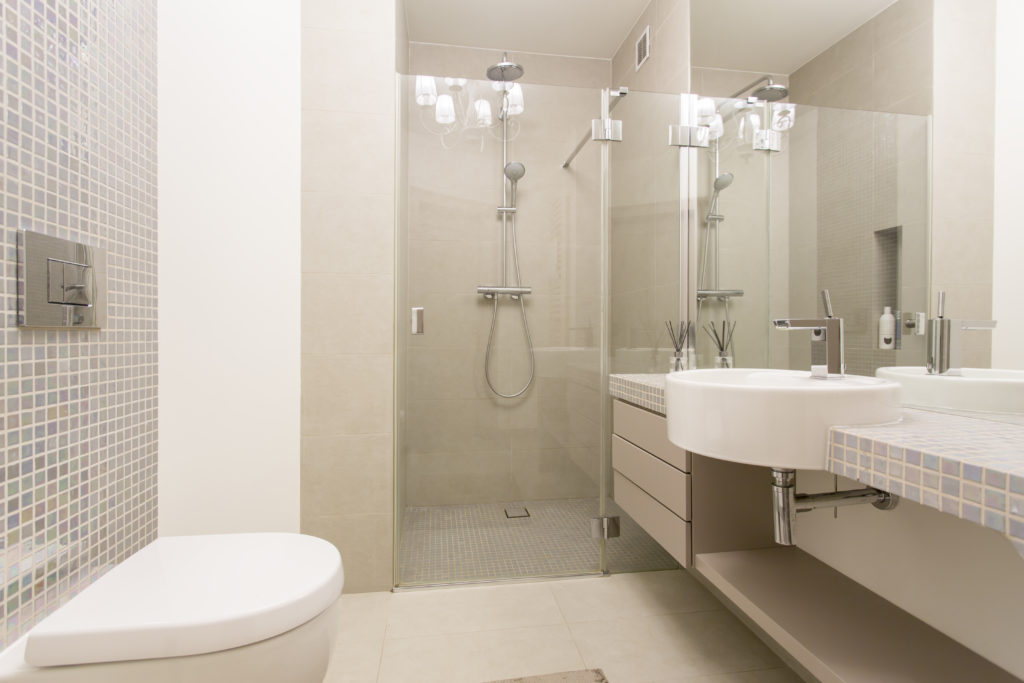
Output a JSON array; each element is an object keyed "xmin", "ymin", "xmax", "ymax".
[
  {"xmin": 399, "ymin": 498, "xmax": 679, "ymax": 585},
  {"xmin": 324, "ymin": 569, "xmax": 802, "ymax": 683}
]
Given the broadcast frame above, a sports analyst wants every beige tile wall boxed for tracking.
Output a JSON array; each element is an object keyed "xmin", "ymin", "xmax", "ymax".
[
  {"xmin": 789, "ymin": 0, "xmax": 933, "ymax": 116},
  {"xmin": 400, "ymin": 78, "xmax": 604, "ymax": 507},
  {"xmin": 301, "ymin": 0, "xmax": 397, "ymax": 593},
  {"xmin": 612, "ymin": 0, "xmax": 691, "ymax": 94}
]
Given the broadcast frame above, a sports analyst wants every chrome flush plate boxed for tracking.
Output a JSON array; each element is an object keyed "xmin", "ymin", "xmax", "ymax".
[{"xmin": 18, "ymin": 230, "xmax": 106, "ymax": 328}]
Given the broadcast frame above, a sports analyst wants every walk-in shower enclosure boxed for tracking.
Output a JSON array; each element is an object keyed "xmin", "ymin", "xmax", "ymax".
[{"xmin": 394, "ymin": 75, "xmax": 689, "ymax": 585}]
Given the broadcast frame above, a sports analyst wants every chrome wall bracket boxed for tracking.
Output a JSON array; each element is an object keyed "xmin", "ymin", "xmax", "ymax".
[
  {"xmin": 590, "ymin": 516, "xmax": 621, "ymax": 539},
  {"xmin": 668, "ymin": 124, "xmax": 710, "ymax": 148},
  {"xmin": 771, "ymin": 468, "xmax": 898, "ymax": 545},
  {"xmin": 752, "ymin": 129, "xmax": 782, "ymax": 152},
  {"xmin": 591, "ymin": 118, "xmax": 623, "ymax": 142}
]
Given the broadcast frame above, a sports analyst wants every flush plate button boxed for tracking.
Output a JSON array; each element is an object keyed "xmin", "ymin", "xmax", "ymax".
[{"xmin": 19, "ymin": 230, "xmax": 106, "ymax": 328}]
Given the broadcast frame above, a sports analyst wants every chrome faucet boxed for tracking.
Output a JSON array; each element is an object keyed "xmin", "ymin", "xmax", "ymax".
[
  {"xmin": 926, "ymin": 291, "xmax": 996, "ymax": 375},
  {"xmin": 772, "ymin": 289, "xmax": 844, "ymax": 378}
]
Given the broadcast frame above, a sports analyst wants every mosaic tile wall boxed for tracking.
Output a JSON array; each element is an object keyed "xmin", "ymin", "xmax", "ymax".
[{"xmin": 0, "ymin": 0, "xmax": 157, "ymax": 647}]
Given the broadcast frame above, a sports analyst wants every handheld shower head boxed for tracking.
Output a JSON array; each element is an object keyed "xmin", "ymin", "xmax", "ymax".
[
  {"xmin": 708, "ymin": 172, "xmax": 733, "ymax": 220},
  {"xmin": 504, "ymin": 162, "xmax": 526, "ymax": 206},
  {"xmin": 504, "ymin": 161, "xmax": 526, "ymax": 182}
]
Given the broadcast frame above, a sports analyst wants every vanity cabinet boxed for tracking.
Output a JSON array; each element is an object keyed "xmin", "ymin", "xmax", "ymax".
[
  {"xmin": 612, "ymin": 400, "xmax": 692, "ymax": 566},
  {"xmin": 611, "ymin": 399, "xmax": 774, "ymax": 568}
]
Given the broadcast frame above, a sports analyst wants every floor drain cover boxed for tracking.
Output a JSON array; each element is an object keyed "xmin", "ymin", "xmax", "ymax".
[{"xmin": 505, "ymin": 504, "xmax": 530, "ymax": 518}]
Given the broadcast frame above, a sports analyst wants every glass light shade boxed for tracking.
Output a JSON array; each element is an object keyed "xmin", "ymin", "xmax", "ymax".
[
  {"xmin": 415, "ymin": 75, "xmax": 437, "ymax": 106},
  {"xmin": 507, "ymin": 83, "xmax": 524, "ymax": 116},
  {"xmin": 473, "ymin": 99, "xmax": 493, "ymax": 127},
  {"xmin": 435, "ymin": 94, "xmax": 456, "ymax": 125},
  {"xmin": 444, "ymin": 77, "xmax": 467, "ymax": 91}
]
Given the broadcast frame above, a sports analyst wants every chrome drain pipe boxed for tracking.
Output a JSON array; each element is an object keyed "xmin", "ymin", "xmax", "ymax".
[{"xmin": 771, "ymin": 468, "xmax": 898, "ymax": 545}]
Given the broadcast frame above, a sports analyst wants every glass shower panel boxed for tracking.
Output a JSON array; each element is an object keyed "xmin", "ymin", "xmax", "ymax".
[
  {"xmin": 693, "ymin": 96, "xmax": 772, "ymax": 369},
  {"xmin": 604, "ymin": 90, "xmax": 689, "ymax": 575},
  {"xmin": 396, "ymin": 75, "xmax": 606, "ymax": 586},
  {"xmin": 609, "ymin": 92, "xmax": 685, "ymax": 375}
]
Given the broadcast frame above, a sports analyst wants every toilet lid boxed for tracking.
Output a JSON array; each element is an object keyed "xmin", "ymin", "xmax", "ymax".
[{"xmin": 23, "ymin": 533, "xmax": 344, "ymax": 667}]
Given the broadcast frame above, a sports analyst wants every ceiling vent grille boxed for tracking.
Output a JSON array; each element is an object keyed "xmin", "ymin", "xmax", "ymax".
[{"xmin": 635, "ymin": 26, "xmax": 650, "ymax": 71}]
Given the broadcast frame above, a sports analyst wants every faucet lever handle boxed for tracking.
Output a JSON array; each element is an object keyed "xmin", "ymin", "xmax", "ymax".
[
  {"xmin": 820, "ymin": 289, "xmax": 834, "ymax": 319},
  {"xmin": 936, "ymin": 290, "xmax": 946, "ymax": 319},
  {"xmin": 958, "ymin": 319, "xmax": 997, "ymax": 331}
]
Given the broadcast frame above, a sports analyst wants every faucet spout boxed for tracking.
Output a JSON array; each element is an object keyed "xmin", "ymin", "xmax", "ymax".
[{"xmin": 925, "ymin": 292, "xmax": 997, "ymax": 375}]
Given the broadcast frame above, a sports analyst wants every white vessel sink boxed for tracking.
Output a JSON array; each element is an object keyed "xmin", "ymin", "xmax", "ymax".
[
  {"xmin": 876, "ymin": 366, "xmax": 1024, "ymax": 415},
  {"xmin": 665, "ymin": 369, "xmax": 901, "ymax": 470}
]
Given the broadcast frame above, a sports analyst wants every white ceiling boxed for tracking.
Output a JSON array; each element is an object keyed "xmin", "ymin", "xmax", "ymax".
[
  {"xmin": 690, "ymin": 0, "xmax": 897, "ymax": 74},
  {"xmin": 405, "ymin": 0, "xmax": 899, "ymax": 74},
  {"xmin": 403, "ymin": 0, "xmax": 650, "ymax": 59}
]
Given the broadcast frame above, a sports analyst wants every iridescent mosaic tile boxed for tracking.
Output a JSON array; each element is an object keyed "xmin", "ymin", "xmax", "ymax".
[
  {"xmin": 830, "ymin": 409, "xmax": 1024, "ymax": 556},
  {"xmin": 0, "ymin": 0, "xmax": 158, "ymax": 648}
]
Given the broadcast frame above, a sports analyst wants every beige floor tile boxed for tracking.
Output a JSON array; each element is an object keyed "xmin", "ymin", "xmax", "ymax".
[
  {"xmin": 377, "ymin": 624, "xmax": 585, "ymax": 683},
  {"xmin": 386, "ymin": 582, "xmax": 564, "ymax": 639},
  {"xmin": 323, "ymin": 592, "xmax": 392, "ymax": 683},
  {"xmin": 551, "ymin": 570, "xmax": 721, "ymax": 623},
  {"xmin": 570, "ymin": 610, "xmax": 784, "ymax": 683}
]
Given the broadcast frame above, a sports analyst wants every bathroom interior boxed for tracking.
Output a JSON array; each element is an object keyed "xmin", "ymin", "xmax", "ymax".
[{"xmin": 1, "ymin": 0, "xmax": 1023, "ymax": 681}]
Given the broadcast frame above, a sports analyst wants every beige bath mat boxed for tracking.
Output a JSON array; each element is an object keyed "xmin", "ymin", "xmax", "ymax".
[{"xmin": 486, "ymin": 670, "xmax": 609, "ymax": 683}]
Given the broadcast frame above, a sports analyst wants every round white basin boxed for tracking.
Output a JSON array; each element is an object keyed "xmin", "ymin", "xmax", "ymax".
[
  {"xmin": 665, "ymin": 369, "xmax": 901, "ymax": 470},
  {"xmin": 876, "ymin": 366, "xmax": 1024, "ymax": 415}
]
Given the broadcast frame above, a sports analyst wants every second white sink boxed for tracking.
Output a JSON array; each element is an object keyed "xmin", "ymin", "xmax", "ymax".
[
  {"xmin": 665, "ymin": 369, "xmax": 901, "ymax": 470},
  {"xmin": 876, "ymin": 366, "xmax": 1024, "ymax": 414}
]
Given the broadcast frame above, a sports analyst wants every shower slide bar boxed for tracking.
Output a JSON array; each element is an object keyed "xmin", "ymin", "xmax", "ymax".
[{"xmin": 562, "ymin": 87, "xmax": 628, "ymax": 168}]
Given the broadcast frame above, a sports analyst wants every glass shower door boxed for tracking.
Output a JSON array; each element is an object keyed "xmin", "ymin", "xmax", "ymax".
[{"xmin": 395, "ymin": 75, "xmax": 607, "ymax": 586}]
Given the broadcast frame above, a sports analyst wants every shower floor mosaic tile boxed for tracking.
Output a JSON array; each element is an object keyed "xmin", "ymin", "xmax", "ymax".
[{"xmin": 398, "ymin": 498, "xmax": 678, "ymax": 586}]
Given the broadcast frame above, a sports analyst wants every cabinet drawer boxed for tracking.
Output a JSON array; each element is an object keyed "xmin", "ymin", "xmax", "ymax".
[
  {"xmin": 613, "ymin": 400, "xmax": 690, "ymax": 472},
  {"xmin": 613, "ymin": 436, "xmax": 690, "ymax": 520},
  {"xmin": 613, "ymin": 471, "xmax": 690, "ymax": 567}
]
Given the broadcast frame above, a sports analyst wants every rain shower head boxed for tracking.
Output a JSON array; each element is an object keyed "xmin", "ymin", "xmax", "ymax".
[
  {"xmin": 713, "ymin": 172, "xmax": 734, "ymax": 192},
  {"xmin": 751, "ymin": 83, "xmax": 789, "ymax": 102},
  {"xmin": 487, "ymin": 53, "xmax": 524, "ymax": 82},
  {"xmin": 729, "ymin": 76, "xmax": 789, "ymax": 102},
  {"xmin": 504, "ymin": 161, "xmax": 526, "ymax": 182}
]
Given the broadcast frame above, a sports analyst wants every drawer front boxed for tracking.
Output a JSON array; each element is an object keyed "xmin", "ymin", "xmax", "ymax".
[
  {"xmin": 612, "ymin": 436, "xmax": 690, "ymax": 520},
  {"xmin": 613, "ymin": 399, "xmax": 690, "ymax": 472},
  {"xmin": 613, "ymin": 471, "xmax": 690, "ymax": 567}
]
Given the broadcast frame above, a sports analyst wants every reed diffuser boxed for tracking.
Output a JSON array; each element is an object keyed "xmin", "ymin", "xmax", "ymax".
[{"xmin": 703, "ymin": 321, "xmax": 736, "ymax": 368}]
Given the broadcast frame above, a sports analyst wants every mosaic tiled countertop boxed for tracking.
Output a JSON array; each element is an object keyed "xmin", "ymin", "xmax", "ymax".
[
  {"xmin": 829, "ymin": 410, "xmax": 1024, "ymax": 554},
  {"xmin": 610, "ymin": 372, "xmax": 1024, "ymax": 554},
  {"xmin": 609, "ymin": 373, "xmax": 667, "ymax": 414}
]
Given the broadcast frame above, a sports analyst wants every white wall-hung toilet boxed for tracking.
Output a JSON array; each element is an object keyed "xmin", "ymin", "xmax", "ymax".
[{"xmin": 0, "ymin": 533, "xmax": 343, "ymax": 682}]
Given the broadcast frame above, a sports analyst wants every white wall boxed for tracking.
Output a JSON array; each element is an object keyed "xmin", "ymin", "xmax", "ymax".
[
  {"xmin": 992, "ymin": 0, "xmax": 1024, "ymax": 369},
  {"xmin": 158, "ymin": 2, "xmax": 302, "ymax": 534}
]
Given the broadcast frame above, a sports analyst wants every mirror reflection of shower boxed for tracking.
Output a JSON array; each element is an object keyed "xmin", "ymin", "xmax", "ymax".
[
  {"xmin": 694, "ymin": 82, "xmax": 795, "ymax": 366},
  {"xmin": 477, "ymin": 55, "xmax": 535, "ymax": 398}
]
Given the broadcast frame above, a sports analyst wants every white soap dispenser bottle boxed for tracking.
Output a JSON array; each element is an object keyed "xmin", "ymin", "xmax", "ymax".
[{"xmin": 879, "ymin": 306, "xmax": 896, "ymax": 350}]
